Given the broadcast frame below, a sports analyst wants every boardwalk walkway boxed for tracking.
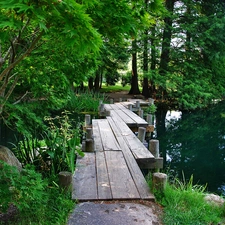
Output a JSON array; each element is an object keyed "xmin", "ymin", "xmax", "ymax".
[{"xmin": 72, "ymin": 100, "xmax": 160, "ymax": 202}]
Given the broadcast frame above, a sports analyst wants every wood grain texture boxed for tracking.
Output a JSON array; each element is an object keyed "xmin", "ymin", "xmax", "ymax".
[
  {"xmin": 96, "ymin": 119, "xmax": 121, "ymax": 151},
  {"xmin": 92, "ymin": 119, "xmax": 103, "ymax": 151},
  {"xmin": 108, "ymin": 115, "xmax": 154, "ymax": 160},
  {"xmin": 105, "ymin": 151, "xmax": 140, "ymax": 199},
  {"xmin": 72, "ymin": 153, "xmax": 97, "ymax": 200},
  {"xmin": 96, "ymin": 151, "xmax": 112, "ymax": 200},
  {"xmin": 107, "ymin": 117, "xmax": 155, "ymax": 200}
]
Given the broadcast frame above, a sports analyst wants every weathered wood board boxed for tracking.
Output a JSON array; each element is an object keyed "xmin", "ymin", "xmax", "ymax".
[
  {"xmin": 107, "ymin": 117, "xmax": 155, "ymax": 200},
  {"xmin": 96, "ymin": 119, "xmax": 121, "ymax": 151},
  {"xmin": 92, "ymin": 119, "xmax": 104, "ymax": 151},
  {"xmin": 127, "ymin": 98, "xmax": 149, "ymax": 106},
  {"xmin": 108, "ymin": 115, "xmax": 154, "ymax": 160},
  {"xmin": 72, "ymin": 153, "xmax": 98, "ymax": 201},
  {"xmin": 104, "ymin": 151, "xmax": 140, "ymax": 199},
  {"xmin": 96, "ymin": 151, "xmax": 112, "ymax": 199}
]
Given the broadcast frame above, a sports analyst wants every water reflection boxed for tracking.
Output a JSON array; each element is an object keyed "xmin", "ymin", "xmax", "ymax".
[{"xmin": 155, "ymin": 101, "xmax": 225, "ymax": 195}]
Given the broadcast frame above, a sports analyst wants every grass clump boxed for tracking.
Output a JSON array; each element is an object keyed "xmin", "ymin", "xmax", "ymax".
[{"xmin": 152, "ymin": 174, "xmax": 225, "ymax": 225}]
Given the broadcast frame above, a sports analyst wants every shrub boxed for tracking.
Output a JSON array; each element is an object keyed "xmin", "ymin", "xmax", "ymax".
[{"xmin": 0, "ymin": 162, "xmax": 75, "ymax": 224}]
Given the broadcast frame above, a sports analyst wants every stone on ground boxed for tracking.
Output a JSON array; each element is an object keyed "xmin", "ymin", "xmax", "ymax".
[
  {"xmin": 68, "ymin": 202, "xmax": 162, "ymax": 225},
  {"xmin": 0, "ymin": 145, "xmax": 22, "ymax": 172}
]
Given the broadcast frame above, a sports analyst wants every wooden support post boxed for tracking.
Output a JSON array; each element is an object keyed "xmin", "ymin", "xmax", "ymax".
[
  {"xmin": 138, "ymin": 127, "xmax": 146, "ymax": 143},
  {"xmin": 136, "ymin": 100, "xmax": 140, "ymax": 109},
  {"xmin": 85, "ymin": 139, "xmax": 94, "ymax": 152},
  {"xmin": 149, "ymin": 139, "xmax": 159, "ymax": 158},
  {"xmin": 146, "ymin": 114, "xmax": 153, "ymax": 125},
  {"xmin": 119, "ymin": 97, "xmax": 123, "ymax": 102},
  {"xmin": 148, "ymin": 98, "xmax": 154, "ymax": 105},
  {"xmin": 152, "ymin": 172, "xmax": 167, "ymax": 191},
  {"xmin": 138, "ymin": 109, "xmax": 143, "ymax": 118},
  {"xmin": 106, "ymin": 110, "xmax": 111, "ymax": 116},
  {"xmin": 86, "ymin": 128, "xmax": 92, "ymax": 139},
  {"xmin": 59, "ymin": 171, "xmax": 72, "ymax": 191},
  {"xmin": 128, "ymin": 104, "xmax": 133, "ymax": 111},
  {"xmin": 110, "ymin": 98, "xmax": 114, "ymax": 104},
  {"xmin": 85, "ymin": 114, "xmax": 91, "ymax": 127},
  {"xmin": 99, "ymin": 103, "xmax": 105, "ymax": 116}
]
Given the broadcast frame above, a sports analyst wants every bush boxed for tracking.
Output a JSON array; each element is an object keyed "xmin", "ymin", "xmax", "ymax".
[
  {"xmin": 121, "ymin": 72, "xmax": 131, "ymax": 87},
  {"xmin": 0, "ymin": 162, "xmax": 75, "ymax": 224}
]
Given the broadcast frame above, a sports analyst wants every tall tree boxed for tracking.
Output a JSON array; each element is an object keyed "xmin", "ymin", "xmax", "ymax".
[{"xmin": 129, "ymin": 39, "xmax": 141, "ymax": 94}]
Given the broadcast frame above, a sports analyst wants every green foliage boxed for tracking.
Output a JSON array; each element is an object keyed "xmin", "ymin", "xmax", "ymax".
[
  {"xmin": 154, "ymin": 175, "xmax": 225, "ymax": 225},
  {"xmin": 0, "ymin": 162, "xmax": 75, "ymax": 224},
  {"xmin": 43, "ymin": 111, "xmax": 83, "ymax": 175},
  {"xmin": 121, "ymin": 72, "xmax": 132, "ymax": 87},
  {"xmin": 145, "ymin": 103, "xmax": 157, "ymax": 114},
  {"xmin": 14, "ymin": 111, "xmax": 83, "ymax": 176},
  {"xmin": 65, "ymin": 89, "xmax": 107, "ymax": 113},
  {"xmin": 0, "ymin": 162, "xmax": 47, "ymax": 216}
]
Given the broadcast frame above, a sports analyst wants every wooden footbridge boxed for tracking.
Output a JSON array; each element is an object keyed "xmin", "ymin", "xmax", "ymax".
[{"xmin": 72, "ymin": 99, "xmax": 163, "ymax": 202}]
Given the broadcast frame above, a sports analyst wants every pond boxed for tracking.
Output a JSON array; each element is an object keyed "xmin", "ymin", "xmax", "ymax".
[{"xmin": 154, "ymin": 100, "xmax": 225, "ymax": 195}]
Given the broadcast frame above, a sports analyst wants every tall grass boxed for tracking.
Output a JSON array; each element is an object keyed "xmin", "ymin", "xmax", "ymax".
[
  {"xmin": 149, "ymin": 174, "xmax": 225, "ymax": 225},
  {"xmin": 66, "ymin": 89, "xmax": 107, "ymax": 113}
]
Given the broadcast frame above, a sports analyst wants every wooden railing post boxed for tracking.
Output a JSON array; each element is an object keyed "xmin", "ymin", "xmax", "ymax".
[
  {"xmin": 152, "ymin": 172, "xmax": 167, "ymax": 192},
  {"xmin": 85, "ymin": 139, "xmax": 94, "ymax": 152},
  {"xmin": 86, "ymin": 127, "xmax": 92, "ymax": 139},
  {"xmin": 85, "ymin": 114, "xmax": 91, "ymax": 128},
  {"xmin": 138, "ymin": 127, "xmax": 146, "ymax": 143},
  {"xmin": 128, "ymin": 104, "xmax": 133, "ymax": 111},
  {"xmin": 136, "ymin": 100, "xmax": 140, "ymax": 109},
  {"xmin": 149, "ymin": 139, "xmax": 159, "ymax": 158}
]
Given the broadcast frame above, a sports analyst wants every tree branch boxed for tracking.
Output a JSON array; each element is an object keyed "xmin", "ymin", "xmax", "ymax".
[
  {"xmin": 0, "ymin": 18, "xmax": 31, "ymax": 69},
  {"xmin": 13, "ymin": 90, "xmax": 31, "ymax": 105},
  {"xmin": 0, "ymin": 30, "xmax": 43, "ymax": 82}
]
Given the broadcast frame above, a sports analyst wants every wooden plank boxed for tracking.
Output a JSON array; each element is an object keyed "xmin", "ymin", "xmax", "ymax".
[
  {"xmin": 105, "ymin": 151, "xmax": 140, "ymax": 199},
  {"xmin": 119, "ymin": 101, "xmax": 135, "ymax": 107},
  {"xmin": 92, "ymin": 119, "xmax": 103, "ymax": 151},
  {"xmin": 109, "ymin": 116, "xmax": 154, "ymax": 160},
  {"xmin": 111, "ymin": 105, "xmax": 148, "ymax": 127},
  {"xmin": 96, "ymin": 119, "xmax": 121, "ymax": 151},
  {"xmin": 103, "ymin": 104, "xmax": 114, "ymax": 111},
  {"xmin": 96, "ymin": 151, "xmax": 112, "ymax": 200},
  {"xmin": 72, "ymin": 153, "xmax": 97, "ymax": 201},
  {"xmin": 107, "ymin": 117, "xmax": 154, "ymax": 200},
  {"xmin": 121, "ymin": 108, "xmax": 148, "ymax": 126},
  {"xmin": 113, "ymin": 109, "xmax": 136, "ymax": 126},
  {"xmin": 107, "ymin": 104, "xmax": 121, "ymax": 110},
  {"xmin": 127, "ymin": 98, "xmax": 149, "ymax": 106},
  {"xmin": 137, "ymin": 157, "xmax": 164, "ymax": 169}
]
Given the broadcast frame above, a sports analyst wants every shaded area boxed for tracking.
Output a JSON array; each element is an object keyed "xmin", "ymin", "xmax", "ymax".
[{"xmin": 156, "ymin": 101, "xmax": 225, "ymax": 194}]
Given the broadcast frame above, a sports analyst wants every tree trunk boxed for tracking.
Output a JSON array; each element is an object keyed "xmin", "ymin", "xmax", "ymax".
[
  {"xmin": 142, "ymin": 0, "xmax": 150, "ymax": 98},
  {"xmin": 94, "ymin": 72, "xmax": 100, "ymax": 92},
  {"xmin": 129, "ymin": 39, "xmax": 140, "ymax": 95},
  {"xmin": 158, "ymin": 0, "xmax": 175, "ymax": 99},
  {"xmin": 149, "ymin": 24, "xmax": 157, "ymax": 98},
  {"xmin": 88, "ymin": 77, "xmax": 94, "ymax": 90}
]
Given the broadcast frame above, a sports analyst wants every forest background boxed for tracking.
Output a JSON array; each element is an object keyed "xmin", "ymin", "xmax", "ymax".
[{"xmin": 1, "ymin": 0, "xmax": 225, "ymax": 119}]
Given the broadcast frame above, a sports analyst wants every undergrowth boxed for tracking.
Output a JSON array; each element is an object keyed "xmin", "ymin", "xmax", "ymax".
[
  {"xmin": 0, "ymin": 162, "xmax": 75, "ymax": 225},
  {"xmin": 147, "ymin": 173, "xmax": 225, "ymax": 225}
]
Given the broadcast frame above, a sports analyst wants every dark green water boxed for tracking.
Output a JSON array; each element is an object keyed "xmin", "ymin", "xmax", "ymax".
[{"xmin": 155, "ymin": 100, "xmax": 225, "ymax": 195}]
